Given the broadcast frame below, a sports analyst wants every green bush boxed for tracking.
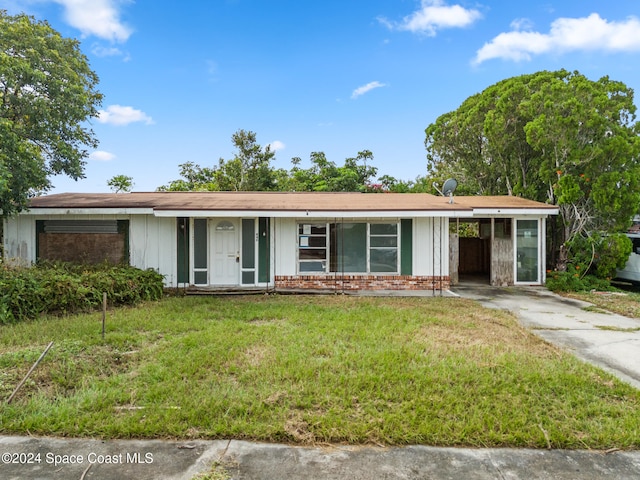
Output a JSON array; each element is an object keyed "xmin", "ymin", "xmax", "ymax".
[
  {"xmin": 548, "ymin": 232, "xmax": 633, "ymax": 293},
  {"xmin": 546, "ymin": 265, "xmax": 614, "ymax": 292},
  {"xmin": 0, "ymin": 262, "xmax": 164, "ymax": 324},
  {"xmin": 567, "ymin": 233, "xmax": 632, "ymax": 279}
]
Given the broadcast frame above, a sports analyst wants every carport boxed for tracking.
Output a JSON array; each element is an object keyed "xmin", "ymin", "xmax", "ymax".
[{"xmin": 449, "ymin": 212, "xmax": 547, "ymax": 287}]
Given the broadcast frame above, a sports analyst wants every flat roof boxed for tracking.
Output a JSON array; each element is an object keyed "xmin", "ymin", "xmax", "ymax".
[{"xmin": 27, "ymin": 192, "xmax": 556, "ymax": 211}]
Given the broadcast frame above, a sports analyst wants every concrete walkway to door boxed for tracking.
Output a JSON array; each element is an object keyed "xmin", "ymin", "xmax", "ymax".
[{"xmin": 451, "ymin": 284, "xmax": 640, "ymax": 390}]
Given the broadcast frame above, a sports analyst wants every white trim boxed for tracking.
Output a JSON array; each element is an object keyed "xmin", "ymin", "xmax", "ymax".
[
  {"xmin": 24, "ymin": 208, "xmax": 154, "ymax": 215},
  {"xmin": 296, "ymin": 220, "xmax": 400, "ymax": 275},
  {"xmin": 23, "ymin": 207, "xmax": 557, "ymax": 219},
  {"xmin": 240, "ymin": 218, "xmax": 259, "ymax": 287},
  {"xmin": 513, "ymin": 217, "xmax": 542, "ymax": 285},
  {"xmin": 190, "ymin": 218, "xmax": 209, "ymax": 286},
  {"xmin": 470, "ymin": 208, "xmax": 558, "ymax": 216},
  {"xmin": 541, "ymin": 218, "xmax": 547, "ymax": 284},
  {"xmin": 152, "ymin": 209, "xmax": 476, "ymax": 218}
]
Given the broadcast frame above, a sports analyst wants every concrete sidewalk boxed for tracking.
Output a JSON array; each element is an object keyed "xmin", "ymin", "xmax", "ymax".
[
  {"xmin": 3, "ymin": 286, "xmax": 640, "ymax": 479},
  {"xmin": 2, "ymin": 435, "xmax": 640, "ymax": 479}
]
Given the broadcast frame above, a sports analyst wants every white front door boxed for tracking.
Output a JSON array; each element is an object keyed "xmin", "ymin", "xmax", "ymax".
[{"xmin": 211, "ymin": 220, "xmax": 239, "ymax": 285}]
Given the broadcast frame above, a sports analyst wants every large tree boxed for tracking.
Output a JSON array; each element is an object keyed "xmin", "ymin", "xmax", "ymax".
[
  {"xmin": 523, "ymin": 72, "xmax": 640, "ymax": 239},
  {"xmin": 215, "ymin": 129, "xmax": 278, "ymax": 191},
  {"xmin": 159, "ymin": 129, "xmax": 379, "ymax": 193},
  {"xmin": 107, "ymin": 174, "xmax": 134, "ymax": 193},
  {"xmin": 159, "ymin": 130, "xmax": 279, "ymax": 192},
  {"xmin": 425, "ymin": 69, "xmax": 640, "ymax": 269},
  {"xmin": 0, "ymin": 11, "xmax": 102, "ymax": 216},
  {"xmin": 286, "ymin": 150, "xmax": 377, "ymax": 192}
]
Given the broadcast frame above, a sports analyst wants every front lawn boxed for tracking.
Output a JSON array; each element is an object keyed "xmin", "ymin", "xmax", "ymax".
[{"xmin": 0, "ymin": 295, "xmax": 638, "ymax": 449}]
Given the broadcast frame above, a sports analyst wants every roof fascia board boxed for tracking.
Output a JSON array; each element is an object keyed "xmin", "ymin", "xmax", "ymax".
[
  {"xmin": 20, "ymin": 206, "xmax": 557, "ymax": 218},
  {"xmin": 471, "ymin": 208, "xmax": 559, "ymax": 216},
  {"xmin": 152, "ymin": 209, "xmax": 476, "ymax": 218},
  {"xmin": 24, "ymin": 208, "xmax": 155, "ymax": 215}
]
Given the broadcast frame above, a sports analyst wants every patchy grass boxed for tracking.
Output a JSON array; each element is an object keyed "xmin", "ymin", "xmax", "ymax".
[
  {"xmin": 595, "ymin": 325, "xmax": 640, "ymax": 333},
  {"xmin": 192, "ymin": 462, "xmax": 232, "ymax": 480},
  {"xmin": 1, "ymin": 295, "xmax": 639, "ymax": 449},
  {"xmin": 582, "ymin": 306, "xmax": 611, "ymax": 314},
  {"xmin": 566, "ymin": 290, "xmax": 640, "ymax": 319}
]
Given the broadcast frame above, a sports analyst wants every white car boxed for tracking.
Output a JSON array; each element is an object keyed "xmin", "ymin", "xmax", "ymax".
[{"xmin": 616, "ymin": 233, "xmax": 640, "ymax": 284}]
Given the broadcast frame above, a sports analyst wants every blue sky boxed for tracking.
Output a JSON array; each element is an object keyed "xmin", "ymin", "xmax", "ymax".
[{"xmin": 3, "ymin": 0, "xmax": 640, "ymax": 193}]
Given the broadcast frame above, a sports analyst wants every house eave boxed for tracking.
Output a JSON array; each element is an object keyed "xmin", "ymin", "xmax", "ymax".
[
  {"xmin": 19, "ymin": 207, "xmax": 558, "ymax": 218},
  {"xmin": 23, "ymin": 208, "xmax": 155, "ymax": 216},
  {"xmin": 151, "ymin": 209, "xmax": 477, "ymax": 218},
  {"xmin": 469, "ymin": 208, "xmax": 559, "ymax": 217}
]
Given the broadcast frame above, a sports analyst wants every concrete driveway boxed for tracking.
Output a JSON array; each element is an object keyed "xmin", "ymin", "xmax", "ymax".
[{"xmin": 451, "ymin": 284, "xmax": 640, "ymax": 389}]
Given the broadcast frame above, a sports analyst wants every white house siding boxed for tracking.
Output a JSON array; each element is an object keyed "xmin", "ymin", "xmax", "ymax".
[
  {"xmin": 2, "ymin": 214, "xmax": 176, "ymax": 287},
  {"xmin": 129, "ymin": 215, "xmax": 176, "ymax": 287},
  {"xmin": 3, "ymin": 215, "xmax": 35, "ymax": 264},
  {"xmin": 413, "ymin": 217, "xmax": 449, "ymax": 277},
  {"xmin": 273, "ymin": 217, "xmax": 297, "ymax": 277},
  {"xmin": 272, "ymin": 215, "xmax": 448, "ymax": 279}
]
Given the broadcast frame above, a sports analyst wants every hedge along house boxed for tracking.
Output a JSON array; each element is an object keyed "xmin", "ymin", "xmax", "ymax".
[{"xmin": 2, "ymin": 192, "xmax": 558, "ymax": 291}]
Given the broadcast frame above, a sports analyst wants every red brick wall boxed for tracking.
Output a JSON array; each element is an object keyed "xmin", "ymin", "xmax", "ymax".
[
  {"xmin": 38, "ymin": 233, "xmax": 126, "ymax": 264},
  {"xmin": 275, "ymin": 275, "xmax": 450, "ymax": 291}
]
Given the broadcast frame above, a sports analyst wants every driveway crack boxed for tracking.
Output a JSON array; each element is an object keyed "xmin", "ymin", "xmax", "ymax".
[{"xmin": 486, "ymin": 451, "xmax": 507, "ymax": 480}]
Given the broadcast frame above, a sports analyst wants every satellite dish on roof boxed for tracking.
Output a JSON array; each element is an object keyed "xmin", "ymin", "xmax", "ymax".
[
  {"xmin": 442, "ymin": 178, "xmax": 458, "ymax": 196},
  {"xmin": 442, "ymin": 178, "xmax": 458, "ymax": 203}
]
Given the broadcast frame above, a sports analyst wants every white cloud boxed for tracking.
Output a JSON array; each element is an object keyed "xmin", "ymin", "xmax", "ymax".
[
  {"xmin": 380, "ymin": 0, "xmax": 482, "ymax": 36},
  {"xmin": 510, "ymin": 18, "xmax": 534, "ymax": 31},
  {"xmin": 52, "ymin": 0, "xmax": 132, "ymax": 42},
  {"xmin": 89, "ymin": 150, "xmax": 116, "ymax": 161},
  {"xmin": 97, "ymin": 105, "xmax": 154, "ymax": 126},
  {"xmin": 474, "ymin": 13, "xmax": 640, "ymax": 64},
  {"xmin": 91, "ymin": 45, "xmax": 123, "ymax": 57},
  {"xmin": 268, "ymin": 140, "xmax": 286, "ymax": 152},
  {"xmin": 91, "ymin": 43, "xmax": 130, "ymax": 61},
  {"xmin": 351, "ymin": 81, "xmax": 387, "ymax": 99}
]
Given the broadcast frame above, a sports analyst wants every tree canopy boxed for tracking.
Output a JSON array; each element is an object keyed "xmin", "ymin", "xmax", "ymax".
[
  {"xmin": 159, "ymin": 129, "xmax": 384, "ymax": 193},
  {"xmin": 284, "ymin": 150, "xmax": 377, "ymax": 192},
  {"xmin": 0, "ymin": 11, "xmax": 102, "ymax": 217},
  {"xmin": 159, "ymin": 130, "xmax": 278, "ymax": 192},
  {"xmin": 107, "ymin": 174, "xmax": 134, "ymax": 193},
  {"xmin": 425, "ymin": 69, "xmax": 640, "ymax": 269}
]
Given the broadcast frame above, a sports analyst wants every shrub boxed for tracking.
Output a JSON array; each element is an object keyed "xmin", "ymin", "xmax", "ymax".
[
  {"xmin": 546, "ymin": 265, "xmax": 614, "ymax": 292},
  {"xmin": 0, "ymin": 262, "xmax": 164, "ymax": 324},
  {"xmin": 567, "ymin": 233, "xmax": 632, "ymax": 279}
]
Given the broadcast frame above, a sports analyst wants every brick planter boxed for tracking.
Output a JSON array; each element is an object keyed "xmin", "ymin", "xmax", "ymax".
[{"xmin": 275, "ymin": 275, "xmax": 450, "ymax": 291}]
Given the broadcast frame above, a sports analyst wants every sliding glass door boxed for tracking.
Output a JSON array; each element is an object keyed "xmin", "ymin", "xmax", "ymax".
[{"xmin": 515, "ymin": 219, "xmax": 539, "ymax": 283}]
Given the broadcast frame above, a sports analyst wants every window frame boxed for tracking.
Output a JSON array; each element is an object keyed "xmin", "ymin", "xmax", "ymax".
[
  {"xmin": 368, "ymin": 222, "xmax": 399, "ymax": 273},
  {"xmin": 297, "ymin": 223, "xmax": 328, "ymax": 273},
  {"xmin": 297, "ymin": 221, "xmax": 400, "ymax": 275}
]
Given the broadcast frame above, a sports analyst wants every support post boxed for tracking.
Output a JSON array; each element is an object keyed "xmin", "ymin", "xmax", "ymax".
[
  {"xmin": 102, "ymin": 292, "xmax": 107, "ymax": 340},
  {"xmin": 6, "ymin": 341, "xmax": 54, "ymax": 404}
]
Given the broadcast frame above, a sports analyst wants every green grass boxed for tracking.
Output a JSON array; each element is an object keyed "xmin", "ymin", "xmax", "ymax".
[
  {"xmin": 192, "ymin": 462, "xmax": 232, "ymax": 480},
  {"xmin": 1, "ymin": 295, "xmax": 639, "ymax": 449}
]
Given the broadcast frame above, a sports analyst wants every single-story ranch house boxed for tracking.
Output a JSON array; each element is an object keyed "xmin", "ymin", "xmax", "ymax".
[{"xmin": 3, "ymin": 192, "xmax": 558, "ymax": 291}]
